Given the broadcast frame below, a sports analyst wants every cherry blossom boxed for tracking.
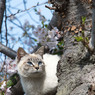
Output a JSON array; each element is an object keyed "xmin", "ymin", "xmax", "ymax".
[
  {"xmin": 6, "ymin": 87, "xmax": 12, "ymax": 95},
  {"xmin": 0, "ymin": 81, "xmax": 6, "ymax": 91},
  {"xmin": 4, "ymin": 58, "xmax": 17, "ymax": 76},
  {"xmin": 33, "ymin": 26, "xmax": 61, "ymax": 49}
]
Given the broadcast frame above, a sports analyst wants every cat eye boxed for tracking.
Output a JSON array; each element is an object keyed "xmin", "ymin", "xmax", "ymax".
[
  {"xmin": 27, "ymin": 61, "xmax": 33, "ymax": 65},
  {"xmin": 38, "ymin": 61, "xmax": 42, "ymax": 65}
]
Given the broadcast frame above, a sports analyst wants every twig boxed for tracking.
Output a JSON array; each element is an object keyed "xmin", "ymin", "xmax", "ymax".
[
  {"xmin": 45, "ymin": 5, "xmax": 56, "ymax": 10},
  {"xmin": 8, "ymin": 9, "xmax": 23, "ymax": 29},
  {"xmin": 7, "ymin": 2, "xmax": 48, "ymax": 18},
  {"xmin": 5, "ymin": 3, "xmax": 8, "ymax": 60},
  {"xmin": 23, "ymin": 0, "xmax": 39, "ymax": 24},
  {"xmin": 8, "ymin": 19, "xmax": 23, "ymax": 30},
  {"xmin": 0, "ymin": 61, "xmax": 5, "ymax": 72},
  {"xmin": 5, "ymin": 6, "xmax": 8, "ymax": 48},
  {"xmin": 5, "ymin": 61, "xmax": 7, "ymax": 94}
]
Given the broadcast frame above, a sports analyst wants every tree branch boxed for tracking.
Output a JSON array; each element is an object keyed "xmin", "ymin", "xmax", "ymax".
[
  {"xmin": 0, "ymin": 42, "xmax": 16, "ymax": 59},
  {"xmin": 7, "ymin": 2, "xmax": 48, "ymax": 18},
  {"xmin": 0, "ymin": 0, "xmax": 6, "ymax": 33}
]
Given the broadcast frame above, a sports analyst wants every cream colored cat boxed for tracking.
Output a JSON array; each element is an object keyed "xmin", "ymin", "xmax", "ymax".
[{"xmin": 17, "ymin": 46, "xmax": 60, "ymax": 95}]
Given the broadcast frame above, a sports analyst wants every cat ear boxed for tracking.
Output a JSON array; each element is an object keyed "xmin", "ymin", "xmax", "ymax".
[
  {"xmin": 17, "ymin": 47, "xmax": 27, "ymax": 62},
  {"xmin": 35, "ymin": 46, "xmax": 45, "ymax": 58}
]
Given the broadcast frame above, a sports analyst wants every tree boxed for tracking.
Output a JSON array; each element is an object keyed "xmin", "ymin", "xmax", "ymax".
[
  {"xmin": 0, "ymin": 0, "xmax": 95, "ymax": 95},
  {"xmin": 45, "ymin": 0, "xmax": 95, "ymax": 95}
]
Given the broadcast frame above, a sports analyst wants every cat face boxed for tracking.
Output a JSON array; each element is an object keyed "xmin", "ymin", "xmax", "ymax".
[{"xmin": 17, "ymin": 47, "xmax": 45, "ymax": 78}]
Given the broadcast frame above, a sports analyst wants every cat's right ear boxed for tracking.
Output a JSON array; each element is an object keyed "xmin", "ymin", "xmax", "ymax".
[
  {"xmin": 35, "ymin": 46, "xmax": 49, "ymax": 58},
  {"xmin": 35, "ymin": 46, "xmax": 45, "ymax": 58},
  {"xmin": 17, "ymin": 47, "xmax": 27, "ymax": 62}
]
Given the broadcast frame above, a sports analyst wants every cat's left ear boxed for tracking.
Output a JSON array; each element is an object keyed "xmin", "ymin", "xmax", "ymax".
[
  {"xmin": 35, "ymin": 46, "xmax": 45, "ymax": 58},
  {"xmin": 17, "ymin": 47, "xmax": 27, "ymax": 62}
]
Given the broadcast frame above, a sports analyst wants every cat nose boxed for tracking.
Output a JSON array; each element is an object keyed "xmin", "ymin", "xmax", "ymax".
[{"xmin": 35, "ymin": 67, "xmax": 39, "ymax": 70}]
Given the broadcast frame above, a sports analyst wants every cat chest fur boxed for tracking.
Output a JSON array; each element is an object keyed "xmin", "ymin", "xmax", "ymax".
[{"xmin": 20, "ymin": 75, "xmax": 46, "ymax": 95}]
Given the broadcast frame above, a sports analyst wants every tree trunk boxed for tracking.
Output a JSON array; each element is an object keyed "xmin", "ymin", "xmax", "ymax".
[{"xmin": 49, "ymin": 0, "xmax": 95, "ymax": 95}]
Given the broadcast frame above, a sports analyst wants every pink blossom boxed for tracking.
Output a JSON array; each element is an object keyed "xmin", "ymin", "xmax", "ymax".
[
  {"xmin": 33, "ymin": 26, "xmax": 61, "ymax": 49},
  {"xmin": 4, "ymin": 59, "xmax": 17, "ymax": 76},
  {"xmin": 0, "ymin": 81, "xmax": 6, "ymax": 91},
  {"xmin": 6, "ymin": 87, "xmax": 12, "ymax": 95}
]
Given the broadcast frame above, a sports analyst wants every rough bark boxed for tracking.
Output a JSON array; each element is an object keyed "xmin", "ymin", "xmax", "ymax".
[
  {"xmin": 0, "ymin": 0, "xmax": 6, "ymax": 33},
  {"xmin": 46, "ymin": 0, "xmax": 95, "ymax": 95},
  {"xmin": 56, "ymin": 33, "xmax": 94, "ymax": 95},
  {"xmin": 9, "ymin": 80, "xmax": 24, "ymax": 95},
  {"xmin": 52, "ymin": 0, "xmax": 95, "ymax": 95}
]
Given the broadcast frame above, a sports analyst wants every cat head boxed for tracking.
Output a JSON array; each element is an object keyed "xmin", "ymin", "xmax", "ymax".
[{"xmin": 17, "ymin": 46, "xmax": 45, "ymax": 78}]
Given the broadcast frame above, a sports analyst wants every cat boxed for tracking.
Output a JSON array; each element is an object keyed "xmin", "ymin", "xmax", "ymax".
[{"xmin": 16, "ymin": 46, "xmax": 60, "ymax": 95}]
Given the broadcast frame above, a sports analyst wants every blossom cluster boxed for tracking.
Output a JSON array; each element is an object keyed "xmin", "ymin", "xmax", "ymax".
[
  {"xmin": 0, "ymin": 81, "xmax": 12, "ymax": 95},
  {"xmin": 0, "ymin": 58, "xmax": 17, "ymax": 94},
  {"xmin": 33, "ymin": 25, "xmax": 61, "ymax": 49},
  {"xmin": 4, "ymin": 58, "xmax": 17, "ymax": 76}
]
